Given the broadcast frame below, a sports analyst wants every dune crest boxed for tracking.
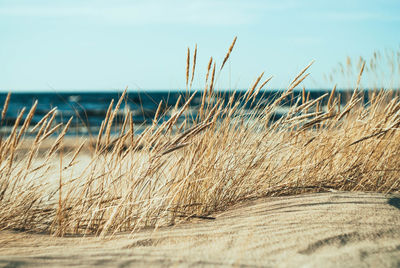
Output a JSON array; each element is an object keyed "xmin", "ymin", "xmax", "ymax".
[{"xmin": 1, "ymin": 191, "xmax": 400, "ymax": 267}]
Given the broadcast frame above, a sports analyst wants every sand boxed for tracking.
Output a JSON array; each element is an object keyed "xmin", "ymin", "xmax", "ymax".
[{"xmin": 1, "ymin": 191, "xmax": 400, "ymax": 267}]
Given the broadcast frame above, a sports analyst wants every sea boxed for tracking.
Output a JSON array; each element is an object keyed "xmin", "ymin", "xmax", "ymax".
[{"xmin": 0, "ymin": 89, "xmax": 369, "ymax": 136}]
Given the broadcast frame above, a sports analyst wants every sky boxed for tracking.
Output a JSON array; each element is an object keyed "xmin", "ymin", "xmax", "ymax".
[{"xmin": 0, "ymin": 0, "xmax": 400, "ymax": 91}]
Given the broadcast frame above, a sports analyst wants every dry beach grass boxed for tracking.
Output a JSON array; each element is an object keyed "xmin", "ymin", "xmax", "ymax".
[{"xmin": 1, "ymin": 38, "xmax": 400, "ymax": 266}]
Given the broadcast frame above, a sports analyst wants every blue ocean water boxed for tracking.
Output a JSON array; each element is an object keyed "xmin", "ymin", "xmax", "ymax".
[{"xmin": 0, "ymin": 90, "xmax": 367, "ymax": 135}]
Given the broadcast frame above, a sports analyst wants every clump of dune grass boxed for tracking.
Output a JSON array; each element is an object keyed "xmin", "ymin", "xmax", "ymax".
[
  {"xmin": 0, "ymin": 38, "xmax": 400, "ymax": 237},
  {"xmin": 327, "ymin": 48, "xmax": 400, "ymax": 90}
]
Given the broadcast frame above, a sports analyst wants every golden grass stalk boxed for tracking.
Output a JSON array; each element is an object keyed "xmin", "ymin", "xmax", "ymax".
[
  {"xmin": 31, "ymin": 107, "xmax": 57, "ymax": 133},
  {"xmin": 105, "ymin": 88, "xmax": 127, "ymax": 145},
  {"xmin": 349, "ymin": 61, "xmax": 366, "ymax": 104},
  {"xmin": 47, "ymin": 117, "xmax": 73, "ymax": 158},
  {"xmin": 120, "ymin": 109, "xmax": 130, "ymax": 136},
  {"xmin": 289, "ymin": 60, "xmax": 315, "ymax": 87},
  {"xmin": 55, "ymin": 142, "xmax": 64, "ymax": 237},
  {"xmin": 66, "ymin": 141, "xmax": 86, "ymax": 168},
  {"xmin": 293, "ymin": 93, "xmax": 329, "ymax": 115},
  {"xmin": 16, "ymin": 100, "xmax": 38, "ymax": 144},
  {"xmin": 245, "ymin": 72, "xmax": 264, "ymax": 103},
  {"xmin": 209, "ymin": 63, "xmax": 216, "ymax": 95},
  {"xmin": 288, "ymin": 73, "xmax": 310, "ymax": 91},
  {"xmin": 190, "ymin": 44, "xmax": 197, "ymax": 89},
  {"xmin": 129, "ymin": 111, "xmax": 134, "ymax": 145},
  {"xmin": 152, "ymin": 100, "xmax": 163, "ymax": 126},
  {"xmin": 6, "ymin": 107, "xmax": 25, "ymax": 150},
  {"xmin": 220, "ymin": 36, "xmax": 237, "ymax": 71},
  {"xmin": 1, "ymin": 92, "xmax": 11, "ymax": 124},
  {"xmin": 166, "ymin": 91, "xmax": 197, "ymax": 132},
  {"xmin": 327, "ymin": 85, "xmax": 337, "ymax": 111},
  {"xmin": 43, "ymin": 109, "xmax": 57, "ymax": 134},
  {"xmin": 205, "ymin": 57, "xmax": 213, "ymax": 83},
  {"xmin": 38, "ymin": 123, "xmax": 63, "ymax": 144},
  {"xmin": 95, "ymin": 101, "xmax": 113, "ymax": 152},
  {"xmin": 257, "ymin": 76, "xmax": 273, "ymax": 93},
  {"xmin": 186, "ymin": 47, "xmax": 190, "ymax": 88}
]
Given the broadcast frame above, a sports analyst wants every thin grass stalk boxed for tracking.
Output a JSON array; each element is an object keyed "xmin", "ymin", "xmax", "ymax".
[
  {"xmin": 245, "ymin": 72, "xmax": 264, "ymax": 103},
  {"xmin": 190, "ymin": 44, "xmax": 197, "ymax": 89},
  {"xmin": 327, "ymin": 85, "xmax": 337, "ymax": 111},
  {"xmin": 15, "ymin": 101, "xmax": 37, "ymax": 144},
  {"xmin": 208, "ymin": 63, "xmax": 216, "ymax": 97},
  {"xmin": 43, "ymin": 109, "xmax": 57, "ymax": 134},
  {"xmin": 220, "ymin": 36, "xmax": 237, "ymax": 71},
  {"xmin": 1, "ymin": 92, "xmax": 11, "ymax": 125},
  {"xmin": 289, "ymin": 60, "xmax": 315, "ymax": 87},
  {"xmin": 186, "ymin": 47, "xmax": 190, "ymax": 88},
  {"xmin": 205, "ymin": 57, "xmax": 213, "ymax": 83},
  {"xmin": 47, "ymin": 117, "xmax": 73, "ymax": 158},
  {"xmin": 31, "ymin": 107, "xmax": 57, "ymax": 133},
  {"xmin": 105, "ymin": 89, "xmax": 127, "ymax": 145}
]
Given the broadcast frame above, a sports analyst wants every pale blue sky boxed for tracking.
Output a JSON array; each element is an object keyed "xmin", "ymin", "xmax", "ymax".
[{"xmin": 1, "ymin": 0, "xmax": 399, "ymax": 91}]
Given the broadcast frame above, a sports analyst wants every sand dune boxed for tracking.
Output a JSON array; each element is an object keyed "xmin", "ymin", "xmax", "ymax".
[{"xmin": 1, "ymin": 191, "xmax": 400, "ymax": 267}]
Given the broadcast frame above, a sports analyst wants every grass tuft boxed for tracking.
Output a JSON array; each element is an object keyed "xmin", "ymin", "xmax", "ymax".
[{"xmin": 0, "ymin": 41, "xmax": 400, "ymax": 236}]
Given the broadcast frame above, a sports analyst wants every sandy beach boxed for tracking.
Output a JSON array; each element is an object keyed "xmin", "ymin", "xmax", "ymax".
[{"xmin": 1, "ymin": 191, "xmax": 400, "ymax": 267}]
